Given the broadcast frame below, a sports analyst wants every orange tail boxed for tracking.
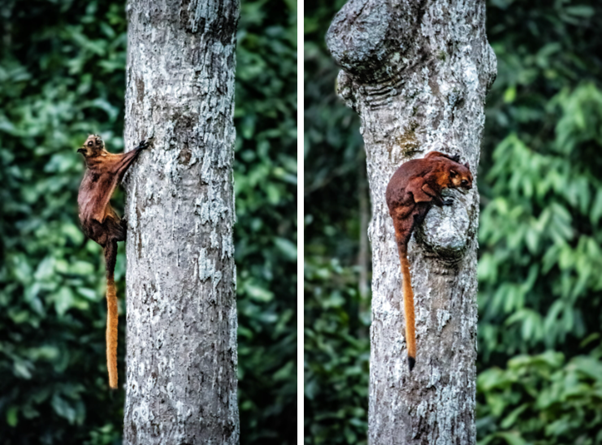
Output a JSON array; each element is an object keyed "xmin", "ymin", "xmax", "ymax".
[
  {"xmin": 399, "ymin": 251, "xmax": 416, "ymax": 371},
  {"xmin": 106, "ymin": 275, "xmax": 118, "ymax": 389}
]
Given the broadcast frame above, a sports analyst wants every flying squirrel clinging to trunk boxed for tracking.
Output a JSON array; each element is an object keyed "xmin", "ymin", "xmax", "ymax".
[
  {"xmin": 385, "ymin": 151, "xmax": 473, "ymax": 371},
  {"xmin": 77, "ymin": 134, "xmax": 150, "ymax": 389}
]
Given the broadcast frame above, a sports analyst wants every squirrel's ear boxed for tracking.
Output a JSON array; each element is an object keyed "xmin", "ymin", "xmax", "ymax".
[{"xmin": 464, "ymin": 162, "xmax": 470, "ymax": 169}]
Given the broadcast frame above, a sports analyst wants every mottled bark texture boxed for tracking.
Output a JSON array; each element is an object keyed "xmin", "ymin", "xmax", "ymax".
[
  {"xmin": 122, "ymin": 1, "xmax": 239, "ymax": 443},
  {"xmin": 326, "ymin": 1, "xmax": 496, "ymax": 444}
]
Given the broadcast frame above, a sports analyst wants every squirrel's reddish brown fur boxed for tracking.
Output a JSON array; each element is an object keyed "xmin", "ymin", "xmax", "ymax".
[
  {"xmin": 77, "ymin": 134, "xmax": 149, "ymax": 389},
  {"xmin": 385, "ymin": 151, "xmax": 473, "ymax": 371}
]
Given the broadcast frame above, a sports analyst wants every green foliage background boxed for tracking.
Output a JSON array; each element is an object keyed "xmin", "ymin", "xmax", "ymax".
[
  {"xmin": 305, "ymin": 0, "xmax": 602, "ymax": 444},
  {"xmin": 0, "ymin": 0, "xmax": 296, "ymax": 443}
]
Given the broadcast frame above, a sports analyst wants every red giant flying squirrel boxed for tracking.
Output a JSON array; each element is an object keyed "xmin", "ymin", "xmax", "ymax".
[
  {"xmin": 385, "ymin": 151, "xmax": 473, "ymax": 371},
  {"xmin": 77, "ymin": 134, "xmax": 150, "ymax": 389}
]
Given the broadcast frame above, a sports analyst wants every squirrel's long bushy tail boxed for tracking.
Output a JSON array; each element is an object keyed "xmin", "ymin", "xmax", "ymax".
[
  {"xmin": 399, "ymin": 249, "xmax": 416, "ymax": 371},
  {"xmin": 104, "ymin": 241, "xmax": 118, "ymax": 389}
]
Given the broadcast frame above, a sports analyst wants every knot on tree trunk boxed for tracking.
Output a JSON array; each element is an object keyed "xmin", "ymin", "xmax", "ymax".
[
  {"xmin": 326, "ymin": 0, "xmax": 422, "ymax": 84},
  {"xmin": 326, "ymin": 0, "xmax": 393, "ymax": 81},
  {"xmin": 415, "ymin": 188, "xmax": 478, "ymax": 261},
  {"xmin": 326, "ymin": 0, "xmax": 497, "ymax": 110}
]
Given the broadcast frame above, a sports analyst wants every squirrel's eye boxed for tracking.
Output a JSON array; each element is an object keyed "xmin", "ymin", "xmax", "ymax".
[{"xmin": 87, "ymin": 141, "xmax": 93, "ymax": 147}]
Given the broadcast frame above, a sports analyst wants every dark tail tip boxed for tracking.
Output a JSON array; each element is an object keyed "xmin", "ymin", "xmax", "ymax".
[{"xmin": 408, "ymin": 356, "xmax": 416, "ymax": 372}]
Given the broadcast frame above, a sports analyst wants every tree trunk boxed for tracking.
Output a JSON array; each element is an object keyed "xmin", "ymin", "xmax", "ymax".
[
  {"xmin": 326, "ymin": 1, "xmax": 496, "ymax": 443},
  {"xmin": 122, "ymin": 1, "xmax": 239, "ymax": 443}
]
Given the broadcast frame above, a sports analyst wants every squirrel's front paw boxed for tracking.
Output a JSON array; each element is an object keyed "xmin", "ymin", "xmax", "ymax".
[{"xmin": 137, "ymin": 137, "xmax": 153, "ymax": 150}]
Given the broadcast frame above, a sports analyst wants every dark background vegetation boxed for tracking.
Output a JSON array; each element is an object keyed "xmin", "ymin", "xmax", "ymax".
[
  {"xmin": 305, "ymin": 0, "xmax": 602, "ymax": 444},
  {"xmin": 0, "ymin": 0, "xmax": 296, "ymax": 443}
]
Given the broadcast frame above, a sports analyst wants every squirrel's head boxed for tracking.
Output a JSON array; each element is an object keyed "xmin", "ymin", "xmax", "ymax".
[
  {"xmin": 448, "ymin": 162, "xmax": 473, "ymax": 191},
  {"xmin": 77, "ymin": 134, "xmax": 105, "ymax": 158}
]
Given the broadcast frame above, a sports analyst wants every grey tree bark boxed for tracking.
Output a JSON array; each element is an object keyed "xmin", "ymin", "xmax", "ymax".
[
  {"xmin": 326, "ymin": 1, "xmax": 496, "ymax": 444},
  {"xmin": 122, "ymin": 1, "xmax": 239, "ymax": 443}
]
